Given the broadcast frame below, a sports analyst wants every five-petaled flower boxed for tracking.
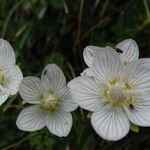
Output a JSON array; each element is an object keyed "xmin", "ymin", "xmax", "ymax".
[
  {"xmin": 0, "ymin": 39, "xmax": 23, "ymax": 105},
  {"xmin": 68, "ymin": 39, "xmax": 150, "ymax": 141},
  {"xmin": 16, "ymin": 64, "xmax": 78, "ymax": 137}
]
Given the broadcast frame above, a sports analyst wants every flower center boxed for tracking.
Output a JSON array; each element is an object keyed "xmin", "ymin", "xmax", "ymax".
[
  {"xmin": 102, "ymin": 79, "xmax": 135, "ymax": 108},
  {"xmin": 40, "ymin": 91, "xmax": 60, "ymax": 111}
]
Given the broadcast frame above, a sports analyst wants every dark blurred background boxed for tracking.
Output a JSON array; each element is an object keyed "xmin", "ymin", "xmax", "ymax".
[{"xmin": 0, "ymin": 0, "xmax": 150, "ymax": 149}]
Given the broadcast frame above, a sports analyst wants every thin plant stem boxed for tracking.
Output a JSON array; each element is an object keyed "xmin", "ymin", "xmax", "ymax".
[
  {"xmin": 143, "ymin": 0, "xmax": 150, "ymax": 23},
  {"xmin": 1, "ymin": 133, "xmax": 37, "ymax": 150}
]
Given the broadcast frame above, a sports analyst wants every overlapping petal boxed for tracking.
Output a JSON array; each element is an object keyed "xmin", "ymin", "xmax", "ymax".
[
  {"xmin": 91, "ymin": 105, "xmax": 130, "ymax": 141},
  {"xmin": 93, "ymin": 46, "xmax": 124, "ymax": 83},
  {"xmin": 68, "ymin": 76, "xmax": 104, "ymax": 112},
  {"xmin": 124, "ymin": 105, "xmax": 150, "ymax": 126},
  {"xmin": 58, "ymin": 86, "xmax": 78, "ymax": 112},
  {"xmin": 83, "ymin": 39, "xmax": 139, "ymax": 69},
  {"xmin": 0, "ymin": 39, "xmax": 16, "ymax": 69},
  {"xmin": 83, "ymin": 46, "xmax": 104, "ymax": 67},
  {"xmin": 116, "ymin": 39, "xmax": 139, "ymax": 63},
  {"xmin": 16, "ymin": 105, "xmax": 45, "ymax": 131},
  {"xmin": 125, "ymin": 59, "xmax": 150, "ymax": 93},
  {"xmin": 19, "ymin": 77, "xmax": 43, "ymax": 104},
  {"xmin": 46, "ymin": 110, "xmax": 72, "ymax": 137},
  {"xmin": 4, "ymin": 65, "xmax": 23, "ymax": 95},
  {"xmin": 81, "ymin": 68, "xmax": 94, "ymax": 77}
]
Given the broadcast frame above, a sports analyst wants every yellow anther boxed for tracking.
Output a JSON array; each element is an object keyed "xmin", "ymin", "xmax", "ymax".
[
  {"xmin": 103, "ymin": 90, "xmax": 109, "ymax": 98},
  {"xmin": 127, "ymin": 97, "xmax": 134, "ymax": 105},
  {"xmin": 109, "ymin": 79, "xmax": 117, "ymax": 86},
  {"xmin": 124, "ymin": 82, "xmax": 133, "ymax": 91}
]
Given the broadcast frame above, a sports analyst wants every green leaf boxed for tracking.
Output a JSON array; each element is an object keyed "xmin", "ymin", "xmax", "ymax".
[{"xmin": 130, "ymin": 122, "xmax": 139, "ymax": 133}]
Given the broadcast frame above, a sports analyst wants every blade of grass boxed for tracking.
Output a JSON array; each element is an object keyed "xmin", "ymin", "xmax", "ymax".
[
  {"xmin": 1, "ymin": 2, "xmax": 20, "ymax": 38},
  {"xmin": 143, "ymin": 0, "xmax": 150, "ymax": 23},
  {"xmin": 1, "ymin": 133, "xmax": 37, "ymax": 150}
]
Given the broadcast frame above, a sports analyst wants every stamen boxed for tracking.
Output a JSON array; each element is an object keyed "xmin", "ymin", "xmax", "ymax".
[
  {"xmin": 40, "ymin": 91, "xmax": 60, "ymax": 111},
  {"xmin": 124, "ymin": 82, "xmax": 133, "ymax": 91},
  {"xmin": 103, "ymin": 89, "xmax": 109, "ymax": 98},
  {"xmin": 109, "ymin": 79, "xmax": 118, "ymax": 86},
  {"xmin": 127, "ymin": 97, "xmax": 134, "ymax": 105}
]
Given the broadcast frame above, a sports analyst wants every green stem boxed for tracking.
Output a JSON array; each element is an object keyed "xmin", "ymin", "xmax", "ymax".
[
  {"xmin": 1, "ymin": 133, "xmax": 37, "ymax": 150},
  {"xmin": 2, "ymin": 94, "xmax": 18, "ymax": 112}
]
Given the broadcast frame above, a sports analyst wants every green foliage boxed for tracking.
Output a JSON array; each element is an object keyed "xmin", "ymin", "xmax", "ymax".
[
  {"xmin": 50, "ymin": 0, "xmax": 62, "ymax": 8},
  {"xmin": 0, "ymin": 0, "xmax": 150, "ymax": 149},
  {"xmin": 29, "ymin": 133, "xmax": 55, "ymax": 149}
]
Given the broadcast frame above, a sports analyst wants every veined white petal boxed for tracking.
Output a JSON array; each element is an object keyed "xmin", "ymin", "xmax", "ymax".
[
  {"xmin": 68, "ymin": 76, "xmax": 104, "ymax": 112},
  {"xmin": 133, "ymin": 93, "xmax": 150, "ymax": 107},
  {"xmin": 93, "ymin": 46, "xmax": 124, "ymax": 83},
  {"xmin": 124, "ymin": 105, "xmax": 150, "ymax": 126},
  {"xmin": 16, "ymin": 105, "xmax": 45, "ymax": 131},
  {"xmin": 19, "ymin": 77, "xmax": 43, "ymax": 104},
  {"xmin": 125, "ymin": 60, "xmax": 150, "ymax": 93},
  {"xmin": 116, "ymin": 39, "xmax": 139, "ymax": 63},
  {"xmin": 46, "ymin": 110, "xmax": 72, "ymax": 137},
  {"xmin": 0, "ymin": 91, "xmax": 9, "ymax": 105},
  {"xmin": 41, "ymin": 64, "xmax": 66, "ymax": 91},
  {"xmin": 80, "ymin": 68, "xmax": 94, "ymax": 77},
  {"xmin": 4, "ymin": 65, "xmax": 23, "ymax": 95},
  {"xmin": 134, "ymin": 58, "xmax": 150, "ymax": 68},
  {"xmin": 83, "ymin": 46, "xmax": 104, "ymax": 67},
  {"xmin": 0, "ymin": 39, "xmax": 16, "ymax": 69},
  {"xmin": 58, "ymin": 86, "xmax": 78, "ymax": 112},
  {"xmin": 91, "ymin": 105, "xmax": 129, "ymax": 141}
]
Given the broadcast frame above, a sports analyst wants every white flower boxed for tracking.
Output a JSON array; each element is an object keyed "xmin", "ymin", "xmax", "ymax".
[
  {"xmin": 81, "ymin": 39, "xmax": 139, "ymax": 76},
  {"xmin": 16, "ymin": 64, "xmax": 78, "ymax": 137},
  {"xmin": 0, "ymin": 39, "xmax": 23, "ymax": 105},
  {"xmin": 68, "ymin": 46, "xmax": 150, "ymax": 141}
]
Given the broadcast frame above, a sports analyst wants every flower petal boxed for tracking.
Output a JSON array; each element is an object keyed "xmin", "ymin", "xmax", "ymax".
[
  {"xmin": 4, "ymin": 65, "xmax": 23, "ymax": 95},
  {"xmin": 80, "ymin": 68, "xmax": 94, "ymax": 77},
  {"xmin": 124, "ymin": 105, "xmax": 150, "ymax": 126},
  {"xmin": 46, "ymin": 110, "xmax": 72, "ymax": 137},
  {"xmin": 83, "ymin": 46, "xmax": 104, "ymax": 67},
  {"xmin": 91, "ymin": 105, "xmax": 129, "ymax": 141},
  {"xmin": 0, "ymin": 91, "xmax": 9, "ymax": 105},
  {"xmin": 19, "ymin": 77, "xmax": 43, "ymax": 104},
  {"xmin": 41, "ymin": 64, "xmax": 66, "ymax": 91},
  {"xmin": 125, "ymin": 59, "xmax": 150, "ymax": 93},
  {"xmin": 93, "ymin": 46, "xmax": 124, "ymax": 83},
  {"xmin": 116, "ymin": 39, "xmax": 139, "ymax": 63},
  {"xmin": 16, "ymin": 105, "xmax": 45, "ymax": 131},
  {"xmin": 68, "ymin": 76, "xmax": 104, "ymax": 112},
  {"xmin": 58, "ymin": 86, "xmax": 78, "ymax": 112},
  {"xmin": 0, "ymin": 39, "xmax": 16, "ymax": 69}
]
